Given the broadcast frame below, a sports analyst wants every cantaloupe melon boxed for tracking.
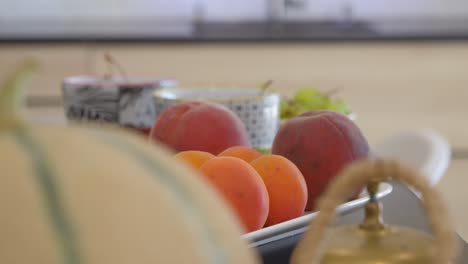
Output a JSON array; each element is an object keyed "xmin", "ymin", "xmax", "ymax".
[{"xmin": 0, "ymin": 61, "xmax": 260, "ymax": 263}]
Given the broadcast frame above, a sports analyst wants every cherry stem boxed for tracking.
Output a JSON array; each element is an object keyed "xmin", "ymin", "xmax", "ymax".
[
  {"xmin": 323, "ymin": 87, "xmax": 343, "ymax": 97},
  {"xmin": 104, "ymin": 53, "xmax": 128, "ymax": 80},
  {"xmin": 260, "ymin": 79, "xmax": 273, "ymax": 95}
]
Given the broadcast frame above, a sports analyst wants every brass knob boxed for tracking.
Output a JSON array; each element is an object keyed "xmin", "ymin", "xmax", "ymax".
[
  {"xmin": 359, "ymin": 179, "xmax": 385, "ymax": 231},
  {"xmin": 290, "ymin": 159, "xmax": 458, "ymax": 264}
]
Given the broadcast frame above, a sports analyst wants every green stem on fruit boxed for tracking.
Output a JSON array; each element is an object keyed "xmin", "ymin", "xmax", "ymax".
[{"xmin": 0, "ymin": 59, "xmax": 39, "ymax": 129}]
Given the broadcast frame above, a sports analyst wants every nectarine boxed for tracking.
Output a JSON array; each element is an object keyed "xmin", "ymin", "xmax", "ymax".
[
  {"xmin": 151, "ymin": 101, "xmax": 250, "ymax": 155},
  {"xmin": 272, "ymin": 110, "xmax": 369, "ymax": 210}
]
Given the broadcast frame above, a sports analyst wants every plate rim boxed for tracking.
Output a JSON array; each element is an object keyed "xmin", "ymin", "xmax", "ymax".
[{"xmin": 243, "ymin": 182, "xmax": 393, "ymax": 246}]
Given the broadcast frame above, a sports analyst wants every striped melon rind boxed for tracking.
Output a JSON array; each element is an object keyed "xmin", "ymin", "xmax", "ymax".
[{"xmin": 1, "ymin": 123, "xmax": 260, "ymax": 264}]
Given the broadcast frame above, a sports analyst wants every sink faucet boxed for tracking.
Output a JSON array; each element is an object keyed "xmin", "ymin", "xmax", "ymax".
[
  {"xmin": 340, "ymin": 1, "xmax": 354, "ymax": 24},
  {"xmin": 267, "ymin": 0, "xmax": 306, "ymax": 22}
]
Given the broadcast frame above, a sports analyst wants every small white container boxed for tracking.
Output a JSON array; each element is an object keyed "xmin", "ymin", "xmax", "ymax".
[{"xmin": 62, "ymin": 75, "xmax": 177, "ymax": 133}]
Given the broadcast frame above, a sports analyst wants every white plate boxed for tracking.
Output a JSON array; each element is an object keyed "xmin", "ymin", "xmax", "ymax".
[{"xmin": 243, "ymin": 182, "xmax": 393, "ymax": 247}]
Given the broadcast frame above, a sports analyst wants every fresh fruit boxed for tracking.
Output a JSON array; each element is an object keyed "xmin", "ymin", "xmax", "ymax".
[
  {"xmin": 272, "ymin": 110, "xmax": 369, "ymax": 210},
  {"xmin": 250, "ymin": 155, "xmax": 308, "ymax": 226},
  {"xmin": 199, "ymin": 157, "xmax": 269, "ymax": 232},
  {"xmin": 280, "ymin": 87, "xmax": 350, "ymax": 120},
  {"xmin": 254, "ymin": 147, "xmax": 272, "ymax": 155},
  {"xmin": 326, "ymin": 98, "xmax": 349, "ymax": 114},
  {"xmin": 0, "ymin": 61, "xmax": 259, "ymax": 263},
  {"xmin": 293, "ymin": 87, "xmax": 328, "ymax": 110},
  {"xmin": 218, "ymin": 145, "xmax": 261, "ymax": 163},
  {"xmin": 151, "ymin": 101, "xmax": 250, "ymax": 155},
  {"xmin": 280, "ymin": 99, "xmax": 308, "ymax": 120},
  {"xmin": 174, "ymin": 150, "xmax": 215, "ymax": 169}
]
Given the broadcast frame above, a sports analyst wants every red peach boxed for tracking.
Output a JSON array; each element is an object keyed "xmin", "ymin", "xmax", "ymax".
[
  {"xmin": 151, "ymin": 101, "xmax": 250, "ymax": 155},
  {"xmin": 272, "ymin": 110, "xmax": 369, "ymax": 211}
]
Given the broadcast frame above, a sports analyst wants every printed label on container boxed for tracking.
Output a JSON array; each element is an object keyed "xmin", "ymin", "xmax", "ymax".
[
  {"xmin": 118, "ymin": 87, "xmax": 156, "ymax": 128},
  {"xmin": 63, "ymin": 85, "xmax": 119, "ymax": 122}
]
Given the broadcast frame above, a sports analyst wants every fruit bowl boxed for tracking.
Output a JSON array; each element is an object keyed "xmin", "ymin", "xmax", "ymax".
[
  {"xmin": 153, "ymin": 87, "xmax": 281, "ymax": 149},
  {"xmin": 243, "ymin": 182, "xmax": 392, "ymax": 247}
]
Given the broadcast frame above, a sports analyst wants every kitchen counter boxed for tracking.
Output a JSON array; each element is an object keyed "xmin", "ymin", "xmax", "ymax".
[
  {"xmin": 2, "ymin": 40, "xmax": 467, "ymax": 243},
  {"xmin": 2, "ymin": 19, "xmax": 468, "ymax": 42}
]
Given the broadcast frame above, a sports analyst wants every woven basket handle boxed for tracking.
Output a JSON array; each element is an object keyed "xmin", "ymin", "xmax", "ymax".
[{"xmin": 290, "ymin": 159, "xmax": 458, "ymax": 264}]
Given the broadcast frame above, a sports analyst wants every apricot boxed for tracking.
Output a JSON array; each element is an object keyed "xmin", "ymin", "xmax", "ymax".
[
  {"xmin": 218, "ymin": 146, "xmax": 261, "ymax": 163},
  {"xmin": 151, "ymin": 101, "xmax": 250, "ymax": 155},
  {"xmin": 174, "ymin": 150, "xmax": 215, "ymax": 169},
  {"xmin": 250, "ymin": 155, "xmax": 307, "ymax": 226},
  {"xmin": 272, "ymin": 110, "xmax": 369, "ymax": 210},
  {"xmin": 199, "ymin": 157, "xmax": 269, "ymax": 232}
]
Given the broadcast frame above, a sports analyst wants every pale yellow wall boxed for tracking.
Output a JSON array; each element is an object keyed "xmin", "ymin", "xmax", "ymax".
[{"xmin": 1, "ymin": 42, "xmax": 467, "ymax": 148}]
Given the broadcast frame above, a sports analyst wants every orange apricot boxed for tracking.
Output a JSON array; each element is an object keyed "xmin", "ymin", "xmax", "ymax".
[
  {"xmin": 174, "ymin": 150, "xmax": 215, "ymax": 169},
  {"xmin": 250, "ymin": 154, "xmax": 308, "ymax": 226},
  {"xmin": 199, "ymin": 156, "xmax": 269, "ymax": 232},
  {"xmin": 218, "ymin": 146, "xmax": 261, "ymax": 163}
]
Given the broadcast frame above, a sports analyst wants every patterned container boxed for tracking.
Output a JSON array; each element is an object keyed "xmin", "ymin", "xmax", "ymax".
[
  {"xmin": 153, "ymin": 88, "xmax": 281, "ymax": 149},
  {"xmin": 62, "ymin": 75, "xmax": 177, "ymax": 133}
]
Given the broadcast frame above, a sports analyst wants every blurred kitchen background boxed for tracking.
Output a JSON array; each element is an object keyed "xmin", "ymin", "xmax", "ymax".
[
  {"xmin": 1, "ymin": 0, "xmax": 468, "ymax": 239},
  {"xmin": 2, "ymin": 0, "xmax": 468, "ymax": 40}
]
